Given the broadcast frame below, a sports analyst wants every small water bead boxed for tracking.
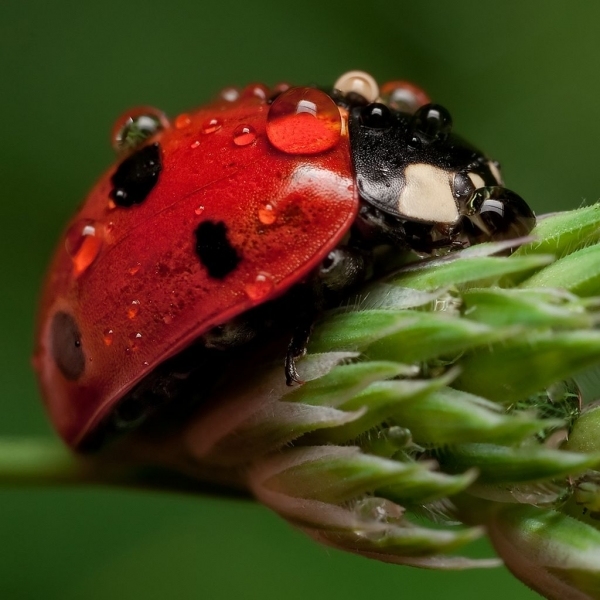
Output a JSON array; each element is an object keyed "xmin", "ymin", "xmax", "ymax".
[
  {"xmin": 127, "ymin": 300, "xmax": 141, "ymax": 319},
  {"xmin": 194, "ymin": 205, "xmax": 205, "ymax": 216},
  {"xmin": 258, "ymin": 203, "xmax": 276, "ymax": 225},
  {"xmin": 128, "ymin": 332, "xmax": 142, "ymax": 351},
  {"xmin": 174, "ymin": 113, "xmax": 192, "ymax": 129},
  {"xmin": 220, "ymin": 87, "xmax": 240, "ymax": 102},
  {"xmin": 128, "ymin": 263, "xmax": 141, "ymax": 275},
  {"xmin": 201, "ymin": 117, "xmax": 222, "ymax": 134},
  {"xmin": 333, "ymin": 71, "xmax": 379, "ymax": 103},
  {"xmin": 266, "ymin": 87, "xmax": 342, "ymax": 155},
  {"xmin": 380, "ymin": 80, "xmax": 431, "ymax": 114},
  {"xmin": 245, "ymin": 272, "xmax": 275, "ymax": 302},
  {"xmin": 111, "ymin": 107, "xmax": 168, "ymax": 153},
  {"xmin": 190, "ymin": 140, "xmax": 201, "ymax": 149},
  {"xmin": 233, "ymin": 124, "xmax": 257, "ymax": 146},
  {"xmin": 103, "ymin": 328, "xmax": 114, "ymax": 346},
  {"xmin": 65, "ymin": 219, "xmax": 103, "ymax": 275},
  {"xmin": 241, "ymin": 83, "xmax": 269, "ymax": 101}
]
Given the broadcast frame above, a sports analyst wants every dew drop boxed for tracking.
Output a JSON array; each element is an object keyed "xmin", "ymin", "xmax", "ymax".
[
  {"xmin": 245, "ymin": 272, "xmax": 275, "ymax": 302},
  {"xmin": 163, "ymin": 314, "xmax": 173, "ymax": 325},
  {"xmin": 127, "ymin": 299, "xmax": 141, "ymax": 319},
  {"xmin": 233, "ymin": 124, "xmax": 257, "ymax": 146},
  {"xmin": 380, "ymin": 80, "xmax": 431, "ymax": 114},
  {"xmin": 107, "ymin": 199, "xmax": 117, "ymax": 210},
  {"xmin": 128, "ymin": 331, "xmax": 142, "ymax": 351},
  {"xmin": 190, "ymin": 140, "xmax": 201, "ymax": 149},
  {"xmin": 241, "ymin": 83, "xmax": 268, "ymax": 101},
  {"xmin": 194, "ymin": 205, "xmax": 205, "ymax": 216},
  {"xmin": 201, "ymin": 117, "xmax": 222, "ymax": 134},
  {"xmin": 220, "ymin": 87, "xmax": 240, "ymax": 102},
  {"xmin": 65, "ymin": 219, "xmax": 103, "ymax": 275},
  {"xmin": 103, "ymin": 328, "xmax": 114, "ymax": 346},
  {"xmin": 142, "ymin": 361, "xmax": 150, "ymax": 367},
  {"xmin": 266, "ymin": 87, "xmax": 342, "ymax": 154},
  {"xmin": 258, "ymin": 203, "xmax": 276, "ymax": 225},
  {"xmin": 175, "ymin": 113, "xmax": 192, "ymax": 129},
  {"xmin": 128, "ymin": 263, "xmax": 141, "ymax": 275},
  {"xmin": 105, "ymin": 221, "xmax": 115, "ymax": 234},
  {"xmin": 111, "ymin": 106, "xmax": 168, "ymax": 153}
]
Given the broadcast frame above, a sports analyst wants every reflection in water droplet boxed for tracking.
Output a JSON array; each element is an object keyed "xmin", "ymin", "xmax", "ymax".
[
  {"xmin": 201, "ymin": 117, "xmax": 222, "ymax": 134},
  {"xmin": 266, "ymin": 87, "xmax": 342, "ymax": 154},
  {"xmin": 258, "ymin": 203, "xmax": 276, "ymax": 225},
  {"xmin": 220, "ymin": 87, "xmax": 239, "ymax": 102},
  {"xmin": 245, "ymin": 272, "xmax": 275, "ymax": 301},
  {"xmin": 128, "ymin": 332, "xmax": 142, "ymax": 351},
  {"xmin": 65, "ymin": 219, "xmax": 103, "ymax": 275},
  {"xmin": 111, "ymin": 106, "xmax": 168, "ymax": 152},
  {"xmin": 194, "ymin": 205, "xmax": 205, "ymax": 216},
  {"xmin": 233, "ymin": 124, "xmax": 257, "ymax": 146},
  {"xmin": 175, "ymin": 113, "xmax": 192, "ymax": 129},
  {"xmin": 127, "ymin": 300, "xmax": 141, "ymax": 319},
  {"xmin": 103, "ymin": 328, "xmax": 114, "ymax": 346}
]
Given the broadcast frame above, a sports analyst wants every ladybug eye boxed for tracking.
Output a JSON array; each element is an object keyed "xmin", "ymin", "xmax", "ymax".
[
  {"xmin": 359, "ymin": 103, "xmax": 393, "ymax": 129},
  {"xmin": 111, "ymin": 107, "xmax": 169, "ymax": 153},
  {"xmin": 109, "ymin": 143, "xmax": 162, "ymax": 207},
  {"xmin": 50, "ymin": 311, "xmax": 85, "ymax": 381},
  {"xmin": 333, "ymin": 70, "xmax": 379, "ymax": 104},
  {"xmin": 453, "ymin": 172, "xmax": 475, "ymax": 201},
  {"xmin": 409, "ymin": 103, "xmax": 453, "ymax": 145},
  {"xmin": 465, "ymin": 186, "xmax": 536, "ymax": 242}
]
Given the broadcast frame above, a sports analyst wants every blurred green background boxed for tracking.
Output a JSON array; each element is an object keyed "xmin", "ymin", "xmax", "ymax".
[{"xmin": 2, "ymin": 1, "xmax": 599, "ymax": 598}]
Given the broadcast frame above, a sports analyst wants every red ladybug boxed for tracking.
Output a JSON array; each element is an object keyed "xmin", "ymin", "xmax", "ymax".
[{"xmin": 33, "ymin": 70, "xmax": 535, "ymax": 449}]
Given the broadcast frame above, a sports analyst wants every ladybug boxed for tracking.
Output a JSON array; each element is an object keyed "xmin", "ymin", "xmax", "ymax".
[{"xmin": 33, "ymin": 70, "xmax": 536, "ymax": 449}]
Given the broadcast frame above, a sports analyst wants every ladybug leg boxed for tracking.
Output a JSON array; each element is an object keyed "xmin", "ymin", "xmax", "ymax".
[{"xmin": 285, "ymin": 247, "xmax": 372, "ymax": 386}]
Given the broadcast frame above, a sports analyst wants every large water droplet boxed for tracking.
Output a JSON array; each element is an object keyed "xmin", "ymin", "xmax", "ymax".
[
  {"xmin": 233, "ymin": 124, "xmax": 257, "ymax": 146},
  {"xmin": 201, "ymin": 117, "xmax": 223, "ymax": 134},
  {"xmin": 111, "ymin": 107, "xmax": 168, "ymax": 153},
  {"xmin": 127, "ymin": 300, "xmax": 141, "ymax": 319},
  {"xmin": 258, "ymin": 203, "xmax": 276, "ymax": 225},
  {"xmin": 65, "ymin": 219, "xmax": 103, "ymax": 275},
  {"xmin": 245, "ymin": 272, "xmax": 275, "ymax": 302},
  {"xmin": 266, "ymin": 87, "xmax": 342, "ymax": 154}
]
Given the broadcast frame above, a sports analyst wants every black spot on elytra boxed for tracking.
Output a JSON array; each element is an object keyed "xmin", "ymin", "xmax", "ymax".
[
  {"xmin": 50, "ymin": 311, "xmax": 85, "ymax": 380},
  {"xmin": 110, "ymin": 143, "xmax": 162, "ymax": 207},
  {"xmin": 194, "ymin": 220, "xmax": 241, "ymax": 279}
]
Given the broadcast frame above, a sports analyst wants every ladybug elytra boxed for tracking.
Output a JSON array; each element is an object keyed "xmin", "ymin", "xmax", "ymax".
[{"xmin": 33, "ymin": 70, "xmax": 536, "ymax": 449}]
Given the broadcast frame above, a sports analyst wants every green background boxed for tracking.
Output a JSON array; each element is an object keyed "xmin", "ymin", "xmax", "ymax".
[{"xmin": 2, "ymin": 1, "xmax": 599, "ymax": 598}]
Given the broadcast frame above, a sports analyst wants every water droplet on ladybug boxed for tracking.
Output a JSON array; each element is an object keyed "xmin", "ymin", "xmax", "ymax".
[
  {"xmin": 242, "ymin": 83, "xmax": 268, "ymax": 101},
  {"xmin": 266, "ymin": 87, "xmax": 342, "ymax": 155},
  {"xmin": 175, "ymin": 113, "xmax": 192, "ymax": 129},
  {"xmin": 105, "ymin": 221, "xmax": 115, "ymax": 234},
  {"xmin": 142, "ymin": 361, "xmax": 150, "ymax": 367},
  {"xmin": 195, "ymin": 205, "xmax": 205, "ymax": 216},
  {"xmin": 245, "ymin": 272, "xmax": 275, "ymax": 302},
  {"xmin": 233, "ymin": 124, "xmax": 257, "ymax": 146},
  {"xmin": 201, "ymin": 117, "xmax": 222, "ymax": 134},
  {"xmin": 258, "ymin": 203, "xmax": 276, "ymax": 225},
  {"xmin": 163, "ymin": 314, "xmax": 173, "ymax": 325},
  {"xmin": 410, "ymin": 104, "xmax": 453, "ymax": 145},
  {"xmin": 111, "ymin": 107, "xmax": 168, "ymax": 153},
  {"xmin": 127, "ymin": 300, "xmax": 141, "ymax": 319},
  {"xmin": 190, "ymin": 140, "xmax": 201, "ymax": 149},
  {"xmin": 270, "ymin": 82, "xmax": 291, "ymax": 99},
  {"xmin": 65, "ymin": 219, "xmax": 103, "ymax": 275},
  {"xmin": 220, "ymin": 87, "xmax": 240, "ymax": 102},
  {"xmin": 334, "ymin": 71, "xmax": 379, "ymax": 103},
  {"xmin": 103, "ymin": 328, "xmax": 114, "ymax": 346},
  {"xmin": 128, "ymin": 263, "xmax": 141, "ymax": 275},
  {"xmin": 380, "ymin": 80, "xmax": 431, "ymax": 114},
  {"xmin": 128, "ymin": 332, "xmax": 142, "ymax": 351}
]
